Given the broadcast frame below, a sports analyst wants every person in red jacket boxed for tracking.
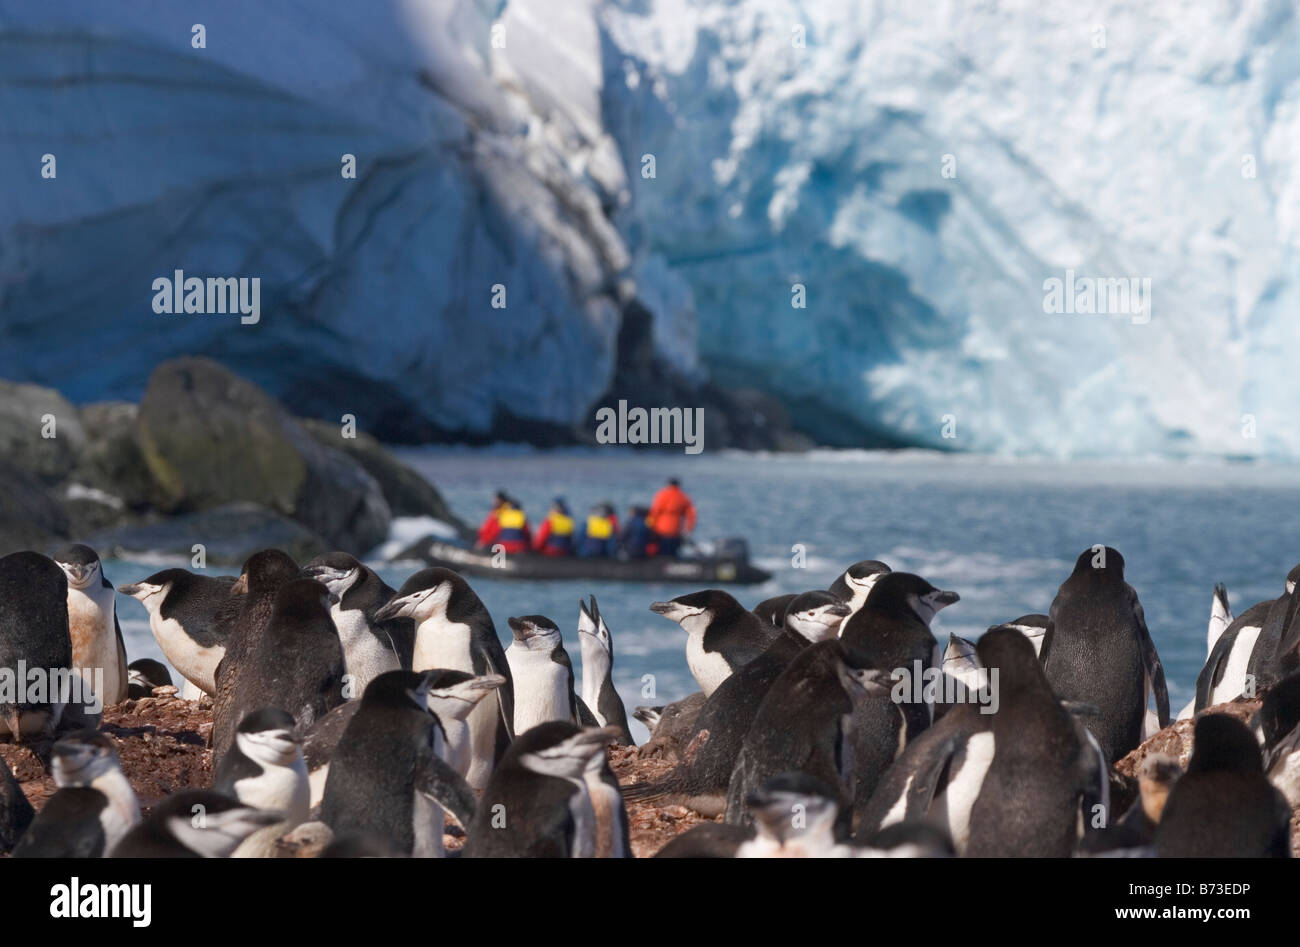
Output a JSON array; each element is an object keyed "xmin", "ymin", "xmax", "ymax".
[
  {"xmin": 532, "ymin": 498, "xmax": 576, "ymax": 556},
  {"xmin": 475, "ymin": 491, "xmax": 509, "ymax": 548},
  {"xmin": 647, "ymin": 478, "xmax": 696, "ymax": 557},
  {"xmin": 476, "ymin": 497, "xmax": 531, "ymax": 554}
]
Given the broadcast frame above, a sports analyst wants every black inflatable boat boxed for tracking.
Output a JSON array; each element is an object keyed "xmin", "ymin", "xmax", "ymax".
[{"xmin": 392, "ymin": 537, "xmax": 771, "ymax": 585}]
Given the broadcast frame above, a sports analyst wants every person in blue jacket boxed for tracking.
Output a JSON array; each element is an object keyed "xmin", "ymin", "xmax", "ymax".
[
  {"xmin": 576, "ymin": 502, "xmax": 620, "ymax": 558},
  {"xmin": 619, "ymin": 505, "xmax": 656, "ymax": 559}
]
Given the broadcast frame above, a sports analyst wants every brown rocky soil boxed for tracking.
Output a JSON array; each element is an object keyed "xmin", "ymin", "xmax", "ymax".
[
  {"xmin": 2, "ymin": 694, "xmax": 708, "ymax": 857},
  {"xmin": 7, "ymin": 694, "xmax": 1294, "ymax": 856}
]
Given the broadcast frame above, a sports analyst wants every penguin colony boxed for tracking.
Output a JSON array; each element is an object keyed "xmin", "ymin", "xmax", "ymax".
[{"xmin": 0, "ymin": 542, "xmax": 1297, "ymax": 858}]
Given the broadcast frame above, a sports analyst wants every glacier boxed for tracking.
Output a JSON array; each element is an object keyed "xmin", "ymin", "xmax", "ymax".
[{"xmin": 2, "ymin": 0, "xmax": 1299, "ymax": 457}]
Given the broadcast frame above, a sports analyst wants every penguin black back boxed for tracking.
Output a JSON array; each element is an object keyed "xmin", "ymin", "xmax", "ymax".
[
  {"xmin": 0, "ymin": 551, "xmax": 72, "ymax": 741},
  {"xmin": 966, "ymin": 628, "xmax": 1090, "ymax": 858}
]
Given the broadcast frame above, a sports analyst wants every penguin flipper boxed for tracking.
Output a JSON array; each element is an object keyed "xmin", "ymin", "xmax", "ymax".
[
  {"xmin": 1129, "ymin": 590, "xmax": 1170, "ymax": 727},
  {"xmin": 113, "ymin": 612, "xmax": 129, "ymax": 704},
  {"xmin": 415, "ymin": 753, "xmax": 477, "ymax": 830},
  {"xmin": 1194, "ymin": 624, "xmax": 1239, "ymax": 712},
  {"xmin": 475, "ymin": 644, "xmax": 515, "ymax": 743},
  {"xmin": 1264, "ymin": 722, "xmax": 1300, "ymax": 774}
]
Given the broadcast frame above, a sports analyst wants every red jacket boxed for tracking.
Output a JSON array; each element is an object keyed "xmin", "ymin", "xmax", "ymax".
[
  {"xmin": 478, "ymin": 507, "xmax": 531, "ymax": 553},
  {"xmin": 648, "ymin": 485, "xmax": 696, "ymax": 538}
]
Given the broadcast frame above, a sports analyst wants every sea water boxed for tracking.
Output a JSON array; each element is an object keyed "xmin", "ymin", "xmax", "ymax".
[{"xmin": 111, "ymin": 448, "xmax": 1300, "ymax": 742}]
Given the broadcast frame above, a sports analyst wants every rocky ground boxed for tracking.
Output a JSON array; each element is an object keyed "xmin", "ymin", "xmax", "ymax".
[{"xmin": 6, "ymin": 693, "xmax": 1293, "ymax": 857}]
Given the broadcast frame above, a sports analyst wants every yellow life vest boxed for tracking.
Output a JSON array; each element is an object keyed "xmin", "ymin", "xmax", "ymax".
[
  {"xmin": 586, "ymin": 515, "xmax": 614, "ymax": 539},
  {"xmin": 498, "ymin": 507, "xmax": 527, "ymax": 529},
  {"xmin": 548, "ymin": 513, "xmax": 574, "ymax": 535}
]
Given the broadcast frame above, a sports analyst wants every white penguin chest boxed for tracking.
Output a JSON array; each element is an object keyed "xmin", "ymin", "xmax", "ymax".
[
  {"xmin": 149, "ymin": 611, "xmax": 223, "ymax": 694},
  {"xmin": 234, "ymin": 758, "xmax": 309, "ymax": 827},
  {"xmin": 685, "ymin": 634, "xmax": 733, "ymax": 696},
  {"xmin": 934, "ymin": 731, "xmax": 995, "ymax": 855},
  {"xmin": 412, "ymin": 617, "xmax": 475, "ymax": 673},
  {"xmin": 67, "ymin": 587, "xmax": 123, "ymax": 703},
  {"xmin": 507, "ymin": 647, "xmax": 570, "ymax": 732},
  {"xmin": 332, "ymin": 607, "xmax": 399, "ymax": 695}
]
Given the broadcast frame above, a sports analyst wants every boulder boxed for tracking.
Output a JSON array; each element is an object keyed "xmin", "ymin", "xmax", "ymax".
[
  {"xmin": 135, "ymin": 358, "xmax": 390, "ymax": 555},
  {"xmin": 299, "ymin": 418, "xmax": 470, "ymax": 536},
  {"xmin": 87, "ymin": 502, "xmax": 328, "ymax": 566},
  {"xmin": 0, "ymin": 380, "xmax": 86, "ymax": 483},
  {"xmin": 0, "ymin": 461, "xmax": 70, "ymax": 555}
]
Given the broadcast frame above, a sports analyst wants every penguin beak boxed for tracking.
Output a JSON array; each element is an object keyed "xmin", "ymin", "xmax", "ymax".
[
  {"xmin": 117, "ymin": 582, "xmax": 142, "ymax": 597},
  {"xmin": 468, "ymin": 674, "xmax": 506, "ymax": 692},
  {"xmin": 824, "ymin": 602, "xmax": 852, "ymax": 620},
  {"xmin": 932, "ymin": 590, "xmax": 960, "ymax": 609},
  {"xmin": 231, "ymin": 574, "xmax": 249, "ymax": 595},
  {"xmin": 376, "ymin": 591, "xmax": 425, "ymax": 621},
  {"xmin": 507, "ymin": 617, "xmax": 535, "ymax": 640}
]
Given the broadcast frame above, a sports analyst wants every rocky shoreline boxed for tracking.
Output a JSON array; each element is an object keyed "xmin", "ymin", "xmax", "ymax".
[
  {"xmin": 4, "ymin": 693, "xmax": 1294, "ymax": 857},
  {"xmin": 0, "ymin": 357, "xmax": 469, "ymax": 563}
]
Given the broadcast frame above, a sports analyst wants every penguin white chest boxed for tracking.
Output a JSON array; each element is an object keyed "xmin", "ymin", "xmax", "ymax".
[
  {"xmin": 934, "ymin": 731, "xmax": 995, "ymax": 855},
  {"xmin": 234, "ymin": 760, "xmax": 309, "ymax": 827},
  {"xmin": 413, "ymin": 617, "xmax": 495, "ymax": 790},
  {"xmin": 685, "ymin": 634, "xmax": 733, "ymax": 696},
  {"xmin": 67, "ymin": 587, "xmax": 123, "ymax": 704},
  {"xmin": 507, "ymin": 647, "xmax": 570, "ymax": 733},
  {"xmin": 332, "ymin": 607, "xmax": 399, "ymax": 696},
  {"xmin": 149, "ymin": 611, "xmax": 223, "ymax": 695}
]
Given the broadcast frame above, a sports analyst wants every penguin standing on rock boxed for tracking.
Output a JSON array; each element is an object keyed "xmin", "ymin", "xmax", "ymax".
[
  {"xmin": 321, "ymin": 670, "xmax": 478, "ymax": 858},
  {"xmin": 111, "ymin": 790, "xmax": 283, "ymax": 858},
  {"xmin": 301, "ymin": 553, "xmax": 414, "ymax": 691},
  {"xmin": 118, "ymin": 569, "xmax": 239, "ymax": 696},
  {"xmin": 211, "ymin": 549, "xmax": 301, "ymax": 760},
  {"xmin": 965, "ymin": 628, "xmax": 1102, "ymax": 858},
  {"xmin": 214, "ymin": 578, "xmax": 346, "ymax": 770},
  {"xmin": 212, "ymin": 708, "xmax": 309, "ymax": 857},
  {"xmin": 576, "ymin": 597, "xmax": 633, "ymax": 745},
  {"xmin": 1041, "ymin": 547, "xmax": 1169, "ymax": 764},
  {"xmin": 725, "ymin": 640, "xmax": 893, "ymax": 828},
  {"xmin": 840, "ymin": 573, "xmax": 959, "ymax": 809},
  {"xmin": 13, "ymin": 731, "xmax": 139, "ymax": 858},
  {"xmin": 505, "ymin": 616, "xmax": 579, "ymax": 733},
  {"xmin": 1155, "ymin": 713, "xmax": 1292, "ymax": 858},
  {"xmin": 53, "ymin": 544, "xmax": 128, "ymax": 707},
  {"xmin": 374, "ymin": 568, "xmax": 514, "ymax": 790},
  {"xmin": 624, "ymin": 590, "xmax": 851, "ymax": 816},
  {"xmin": 465, "ymin": 721, "xmax": 622, "ymax": 858},
  {"xmin": 649, "ymin": 590, "xmax": 777, "ymax": 696},
  {"xmin": 0, "ymin": 551, "xmax": 74, "ymax": 741}
]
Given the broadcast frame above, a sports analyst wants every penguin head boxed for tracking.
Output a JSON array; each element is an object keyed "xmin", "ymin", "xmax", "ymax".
[
  {"xmin": 988, "ymin": 614, "xmax": 1049, "ymax": 655},
  {"xmin": 649, "ymin": 589, "xmax": 740, "ymax": 635},
  {"xmin": 747, "ymin": 772, "xmax": 841, "ymax": 847},
  {"xmin": 577, "ymin": 596, "xmax": 614, "ymax": 657},
  {"xmin": 232, "ymin": 549, "xmax": 299, "ymax": 596},
  {"xmin": 118, "ymin": 568, "xmax": 192, "ymax": 609},
  {"xmin": 828, "ymin": 559, "xmax": 892, "ymax": 609},
  {"xmin": 832, "ymin": 647, "xmax": 895, "ymax": 699},
  {"xmin": 507, "ymin": 615, "xmax": 562, "ymax": 652},
  {"xmin": 360, "ymin": 670, "xmax": 440, "ymax": 713},
  {"xmin": 514, "ymin": 721, "xmax": 619, "ymax": 780},
  {"xmin": 234, "ymin": 708, "xmax": 301, "ymax": 768},
  {"xmin": 975, "ymin": 626, "xmax": 1052, "ymax": 702},
  {"xmin": 1137, "ymin": 753, "xmax": 1182, "ymax": 824},
  {"xmin": 783, "ymin": 591, "xmax": 851, "ymax": 643},
  {"xmin": 52, "ymin": 543, "xmax": 103, "ymax": 590},
  {"xmin": 1187, "ymin": 713, "xmax": 1263, "ymax": 775},
  {"xmin": 127, "ymin": 658, "xmax": 173, "ymax": 696},
  {"xmin": 423, "ymin": 670, "xmax": 506, "ymax": 723},
  {"xmin": 154, "ymin": 791, "xmax": 284, "ymax": 858},
  {"xmin": 374, "ymin": 568, "xmax": 468, "ymax": 622},
  {"xmin": 865, "ymin": 572, "xmax": 960, "ymax": 625},
  {"xmin": 632, "ymin": 706, "xmax": 663, "ymax": 730},
  {"xmin": 51, "ymin": 730, "xmax": 121, "ymax": 788},
  {"xmin": 300, "ymin": 552, "xmax": 364, "ymax": 601},
  {"xmin": 1070, "ymin": 545, "xmax": 1125, "ymax": 580},
  {"xmin": 1284, "ymin": 562, "xmax": 1300, "ymax": 596}
]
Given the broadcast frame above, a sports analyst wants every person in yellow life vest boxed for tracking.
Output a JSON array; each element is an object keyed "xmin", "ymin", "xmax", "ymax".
[
  {"xmin": 576, "ymin": 502, "xmax": 620, "ymax": 558},
  {"xmin": 531, "ymin": 498, "xmax": 575, "ymax": 557},
  {"xmin": 476, "ymin": 497, "xmax": 531, "ymax": 554}
]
